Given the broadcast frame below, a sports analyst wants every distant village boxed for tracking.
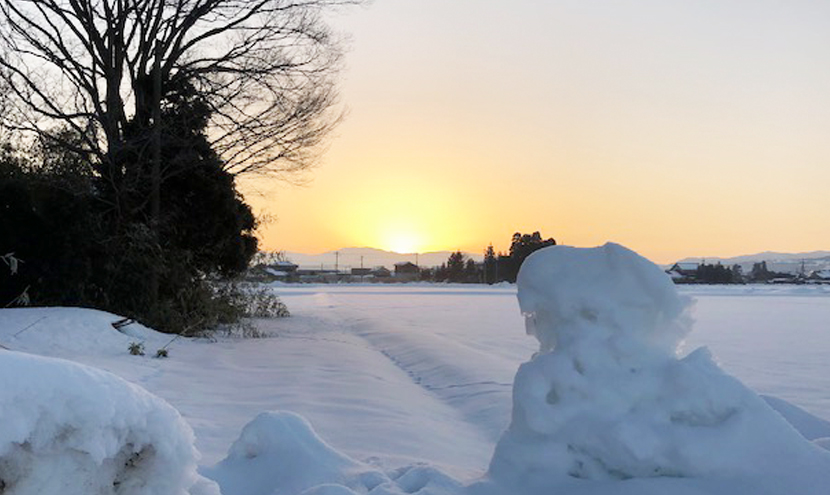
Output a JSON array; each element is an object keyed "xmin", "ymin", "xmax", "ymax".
[
  {"xmin": 247, "ymin": 259, "xmax": 423, "ymax": 284},
  {"xmin": 249, "ymin": 255, "xmax": 830, "ymax": 285},
  {"xmin": 665, "ymin": 260, "xmax": 830, "ymax": 285}
]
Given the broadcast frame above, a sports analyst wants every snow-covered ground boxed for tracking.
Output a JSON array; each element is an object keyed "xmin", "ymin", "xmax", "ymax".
[{"xmin": 2, "ymin": 246, "xmax": 830, "ymax": 494}]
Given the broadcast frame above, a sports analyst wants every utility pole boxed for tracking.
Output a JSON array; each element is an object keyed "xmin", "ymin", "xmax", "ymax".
[{"xmin": 335, "ymin": 251, "xmax": 339, "ymax": 272}]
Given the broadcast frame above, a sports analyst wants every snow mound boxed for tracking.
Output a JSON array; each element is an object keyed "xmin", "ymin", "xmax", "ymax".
[
  {"xmin": 204, "ymin": 411, "xmax": 362, "ymax": 495},
  {"xmin": 489, "ymin": 243, "xmax": 830, "ymax": 490},
  {"xmin": 204, "ymin": 411, "xmax": 461, "ymax": 495},
  {"xmin": 0, "ymin": 307, "xmax": 167, "ymax": 358},
  {"xmin": 0, "ymin": 351, "xmax": 218, "ymax": 495}
]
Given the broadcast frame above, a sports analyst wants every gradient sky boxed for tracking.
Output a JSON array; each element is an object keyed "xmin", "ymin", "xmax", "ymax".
[{"xmin": 243, "ymin": 0, "xmax": 830, "ymax": 264}]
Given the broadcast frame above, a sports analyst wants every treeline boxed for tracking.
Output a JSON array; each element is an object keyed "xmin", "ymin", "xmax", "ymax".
[
  {"xmin": 0, "ymin": 101, "xmax": 259, "ymax": 334},
  {"xmin": 674, "ymin": 261, "xmax": 792, "ymax": 284},
  {"xmin": 0, "ymin": 0, "xmax": 351, "ymax": 333},
  {"xmin": 422, "ymin": 240, "xmax": 799, "ymax": 285},
  {"xmin": 422, "ymin": 232, "xmax": 556, "ymax": 284}
]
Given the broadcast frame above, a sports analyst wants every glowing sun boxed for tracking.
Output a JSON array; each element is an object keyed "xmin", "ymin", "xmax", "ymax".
[{"xmin": 383, "ymin": 229, "xmax": 423, "ymax": 254}]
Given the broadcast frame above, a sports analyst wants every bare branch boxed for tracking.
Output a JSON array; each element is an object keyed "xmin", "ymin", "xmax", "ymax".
[{"xmin": 0, "ymin": 0, "xmax": 359, "ymax": 178}]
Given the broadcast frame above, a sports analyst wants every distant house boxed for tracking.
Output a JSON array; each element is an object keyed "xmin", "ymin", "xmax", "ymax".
[
  {"xmin": 296, "ymin": 268, "xmax": 339, "ymax": 283},
  {"xmin": 248, "ymin": 260, "xmax": 298, "ymax": 282},
  {"xmin": 372, "ymin": 267, "xmax": 391, "ymax": 278},
  {"xmin": 808, "ymin": 270, "xmax": 830, "ymax": 284},
  {"xmin": 273, "ymin": 261, "xmax": 298, "ymax": 272},
  {"xmin": 666, "ymin": 262, "xmax": 699, "ymax": 283},
  {"xmin": 669, "ymin": 262, "xmax": 699, "ymax": 274},
  {"xmin": 394, "ymin": 262, "xmax": 420, "ymax": 281}
]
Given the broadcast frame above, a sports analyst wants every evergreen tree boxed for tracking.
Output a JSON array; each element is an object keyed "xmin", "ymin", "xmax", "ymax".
[
  {"xmin": 501, "ymin": 231, "xmax": 557, "ymax": 282},
  {"xmin": 731, "ymin": 264, "xmax": 745, "ymax": 284},
  {"xmin": 483, "ymin": 244, "xmax": 497, "ymax": 284},
  {"xmin": 751, "ymin": 261, "xmax": 771, "ymax": 282},
  {"xmin": 446, "ymin": 251, "xmax": 467, "ymax": 283},
  {"xmin": 696, "ymin": 263, "xmax": 733, "ymax": 284},
  {"xmin": 464, "ymin": 259, "xmax": 479, "ymax": 283},
  {"xmin": 434, "ymin": 263, "xmax": 449, "ymax": 282},
  {"xmin": 0, "ymin": 87, "xmax": 258, "ymax": 334}
]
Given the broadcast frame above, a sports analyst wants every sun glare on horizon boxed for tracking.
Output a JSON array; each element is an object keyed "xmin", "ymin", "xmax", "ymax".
[
  {"xmin": 328, "ymin": 183, "xmax": 462, "ymax": 255},
  {"xmin": 382, "ymin": 228, "xmax": 423, "ymax": 254}
]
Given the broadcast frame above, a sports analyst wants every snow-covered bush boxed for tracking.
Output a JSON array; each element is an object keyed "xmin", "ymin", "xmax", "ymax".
[
  {"xmin": 128, "ymin": 342, "xmax": 145, "ymax": 356},
  {"xmin": 0, "ymin": 351, "xmax": 218, "ymax": 495},
  {"xmin": 488, "ymin": 243, "xmax": 830, "ymax": 491},
  {"xmin": 242, "ymin": 284, "xmax": 290, "ymax": 318},
  {"xmin": 213, "ymin": 281, "xmax": 289, "ymax": 320}
]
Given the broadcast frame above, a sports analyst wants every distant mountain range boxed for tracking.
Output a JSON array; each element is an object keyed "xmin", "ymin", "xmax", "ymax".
[
  {"xmin": 677, "ymin": 251, "xmax": 830, "ymax": 274},
  {"xmin": 281, "ymin": 247, "xmax": 484, "ymax": 270}
]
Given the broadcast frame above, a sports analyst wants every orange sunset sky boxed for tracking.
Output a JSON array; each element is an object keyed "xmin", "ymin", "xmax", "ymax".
[{"xmin": 242, "ymin": 0, "xmax": 830, "ymax": 264}]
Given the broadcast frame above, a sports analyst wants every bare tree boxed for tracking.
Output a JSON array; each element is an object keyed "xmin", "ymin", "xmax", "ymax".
[{"xmin": 0, "ymin": 0, "xmax": 356, "ymax": 181}]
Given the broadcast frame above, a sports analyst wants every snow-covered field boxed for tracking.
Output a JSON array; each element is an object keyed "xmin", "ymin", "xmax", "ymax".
[{"xmin": 2, "ymin": 245, "xmax": 830, "ymax": 494}]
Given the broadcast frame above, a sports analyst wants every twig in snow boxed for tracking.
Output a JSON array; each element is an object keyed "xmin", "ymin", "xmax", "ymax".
[
  {"xmin": 13, "ymin": 315, "xmax": 47, "ymax": 337},
  {"xmin": 111, "ymin": 318, "xmax": 136, "ymax": 332}
]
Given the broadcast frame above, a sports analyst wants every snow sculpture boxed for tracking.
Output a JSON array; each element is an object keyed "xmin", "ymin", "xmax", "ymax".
[
  {"xmin": 0, "ymin": 351, "xmax": 218, "ymax": 495},
  {"xmin": 489, "ymin": 243, "xmax": 830, "ymax": 489}
]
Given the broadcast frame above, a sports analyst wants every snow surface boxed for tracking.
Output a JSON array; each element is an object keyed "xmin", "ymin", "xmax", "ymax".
[{"xmin": 2, "ymin": 246, "xmax": 830, "ymax": 494}]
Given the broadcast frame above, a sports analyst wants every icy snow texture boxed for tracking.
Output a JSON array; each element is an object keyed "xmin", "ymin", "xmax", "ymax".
[
  {"xmin": 0, "ymin": 351, "xmax": 218, "ymax": 495},
  {"xmin": 489, "ymin": 243, "xmax": 830, "ymax": 489},
  {"xmin": 204, "ymin": 411, "xmax": 461, "ymax": 495}
]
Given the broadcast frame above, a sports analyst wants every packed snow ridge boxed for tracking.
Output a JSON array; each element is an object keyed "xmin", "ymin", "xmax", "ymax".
[{"xmin": 489, "ymin": 243, "xmax": 830, "ymax": 492}]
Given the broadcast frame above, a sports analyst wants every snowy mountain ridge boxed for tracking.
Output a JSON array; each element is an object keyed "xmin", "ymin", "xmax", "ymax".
[
  {"xmin": 678, "ymin": 250, "xmax": 830, "ymax": 274},
  {"xmin": 679, "ymin": 250, "xmax": 830, "ymax": 264}
]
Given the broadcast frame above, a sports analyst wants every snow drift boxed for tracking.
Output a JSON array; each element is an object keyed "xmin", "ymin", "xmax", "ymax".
[
  {"xmin": 488, "ymin": 243, "xmax": 830, "ymax": 491},
  {"xmin": 204, "ymin": 411, "xmax": 461, "ymax": 495},
  {"xmin": 0, "ymin": 307, "xmax": 167, "ymax": 358},
  {"xmin": 0, "ymin": 351, "xmax": 218, "ymax": 495}
]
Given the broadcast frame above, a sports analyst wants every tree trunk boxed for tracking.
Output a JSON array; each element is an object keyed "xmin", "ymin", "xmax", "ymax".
[{"xmin": 149, "ymin": 41, "xmax": 162, "ymax": 310}]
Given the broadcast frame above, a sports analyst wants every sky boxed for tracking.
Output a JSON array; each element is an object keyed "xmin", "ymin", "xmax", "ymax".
[{"xmin": 243, "ymin": 0, "xmax": 830, "ymax": 264}]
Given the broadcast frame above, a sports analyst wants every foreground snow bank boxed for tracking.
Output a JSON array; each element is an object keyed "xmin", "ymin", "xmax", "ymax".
[
  {"xmin": 0, "ymin": 307, "xmax": 167, "ymax": 358},
  {"xmin": 204, "ymin": 411, "xmax": 461, "ymax": 495},
  {"xmin": 489, "ymin": 243, "xmax": 830, "ymax": 491},
  {"xmin": 0, "ymin": 351, "xmax": 218, "ymax": 495}
]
